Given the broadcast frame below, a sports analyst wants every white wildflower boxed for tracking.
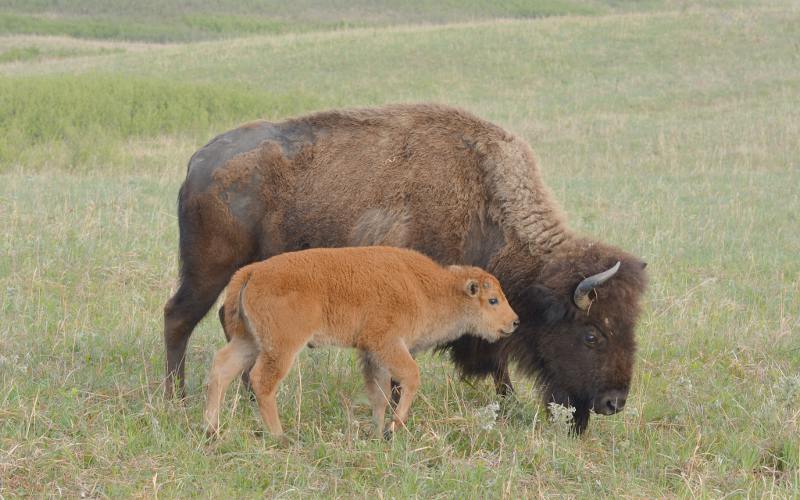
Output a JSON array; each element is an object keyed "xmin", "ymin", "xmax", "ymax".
[
  {"xmin": 547, "ymin": 401, "xmax": 575, "ymax": 428},
  {"xmin": 475, "ymin": 402, "xmax": 501, "ymax": 430}
]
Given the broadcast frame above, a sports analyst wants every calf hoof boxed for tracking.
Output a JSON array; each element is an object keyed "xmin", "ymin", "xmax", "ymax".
[
  {"xmin": 204, "ymin": 426, "xmax": 219, "ymax": 441},
  {"xmin": 383, "ymin": 421, "xmax": 398, "ymax": 440}
]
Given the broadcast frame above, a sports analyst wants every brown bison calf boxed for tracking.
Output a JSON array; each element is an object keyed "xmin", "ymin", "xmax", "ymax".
[{"xmin": 203, "ymin": 246, "xmax": 518, "ymax": 437}]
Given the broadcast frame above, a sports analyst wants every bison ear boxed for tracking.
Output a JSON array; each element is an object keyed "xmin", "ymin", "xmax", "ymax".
[
  {"xmin": 465, "ymin": 279, "xmax": 480, "ymax": 297},
  {"xmin": 517, "ymin": 285, "xmax": 568, "ymax": 325}
]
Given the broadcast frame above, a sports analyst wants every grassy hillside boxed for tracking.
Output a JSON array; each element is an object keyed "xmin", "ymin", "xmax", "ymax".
[
  {"xmin": 0, "ymin": 0, "xmax": 791, "ymax": 41},
  {"xmin": 1, "ymin": 1, "xmax": 799, "ymax": 497}
]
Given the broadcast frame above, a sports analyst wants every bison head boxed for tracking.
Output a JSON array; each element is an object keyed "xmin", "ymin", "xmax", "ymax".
[{"xmin": 504, "ymin": 242, "xmax": 648, "ymax": 434}]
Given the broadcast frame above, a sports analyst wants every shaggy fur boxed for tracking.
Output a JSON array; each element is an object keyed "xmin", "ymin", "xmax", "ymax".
[
  {"xmin": 202, "ymin": 246, "xmax": 517, "ymax": 437},
  {"xmin": 164, "ymin": 103, "xmax": 647, "ymax": 433}
]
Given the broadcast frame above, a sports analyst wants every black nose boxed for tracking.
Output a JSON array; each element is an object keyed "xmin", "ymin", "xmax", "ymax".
[
  {"xmin": 512, "ymin": 319, "xmax": 519, "ymax": 330},
  {"xmin": 597, "ymin": 390, "xmax": 627, "ymax": 415}
]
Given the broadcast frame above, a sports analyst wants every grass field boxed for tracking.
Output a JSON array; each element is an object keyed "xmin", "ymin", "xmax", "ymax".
[{"xmin": 2, "ymin": 0, "xmax": 799, "ymax": 497}]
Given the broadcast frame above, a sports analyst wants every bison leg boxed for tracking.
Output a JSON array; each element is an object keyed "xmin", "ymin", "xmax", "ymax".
[
  {"xmin": 164, "ymin": 269, "xmax": 236, "ymax": 399},
  {"xmin": 445, "ymin": 336, "xmax": 513, "ymax": 395},
  {"xmin": 390, "ymin": 380, "xmax": 401, "ymax": 408},
  {"xmin": 493, "ymin": 363, "xmax": 514, "ymax": 397}
]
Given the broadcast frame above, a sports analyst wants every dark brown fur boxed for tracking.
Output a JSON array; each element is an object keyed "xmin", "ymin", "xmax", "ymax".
[{"xmin": 164, "ymin": 103, "xmax": 647, "ymax": 433}]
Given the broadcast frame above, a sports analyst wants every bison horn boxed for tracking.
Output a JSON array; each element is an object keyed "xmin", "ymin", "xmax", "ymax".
[{"xmin": 573, "ymin": 261, "xmax": 621, "ymax": 311}]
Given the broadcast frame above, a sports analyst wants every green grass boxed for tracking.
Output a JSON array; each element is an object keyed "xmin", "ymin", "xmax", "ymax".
[
  {"xmin": 1, "ymin": 1, "xmax": 799, "ymax": 497},
  {"xmin": 0, "ymin": 0, "xmax": 789, "ymax": 42},
  {"xmin": 0, "ymin": 12, "xmax": 361, "ymax": 43},
  {"xmin": 0, "ymin": 0, "xmax": 606, "ymax": 44},
  {"xmin": 0, "ymin": 45, "xmax": 123, "ymax": 63},
  {"xmin": 0, "ymin": 75, "xmax": 320, "ymax": 172}
]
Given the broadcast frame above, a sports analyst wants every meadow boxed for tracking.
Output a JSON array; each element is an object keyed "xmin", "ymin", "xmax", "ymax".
[{"xmin": 1, "ymin": 0, "xmax": 799, "ymax": 496}]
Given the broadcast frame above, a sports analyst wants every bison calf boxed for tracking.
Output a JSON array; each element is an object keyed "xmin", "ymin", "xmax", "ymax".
[{"xmin": 203, "ymin": 246, "xmax": 518, "ymax": 437}]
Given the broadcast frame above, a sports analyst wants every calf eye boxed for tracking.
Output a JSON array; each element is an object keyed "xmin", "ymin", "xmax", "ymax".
[
  {"xmin": 488, "ymin": 298, "xmax": 499, "ymax": 305},
  {"xmin": 584, "ymin": 333, "xmax": 598, "ymax": 346}
]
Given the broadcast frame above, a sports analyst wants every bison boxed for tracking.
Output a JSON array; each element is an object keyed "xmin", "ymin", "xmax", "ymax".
[
  {"xmin": 164, "ymin": 103, "xmax": 647, "ymax": 434},
  {"xmin": 203, "ymin": 246, "xmax": 518, "ymax": 437}
]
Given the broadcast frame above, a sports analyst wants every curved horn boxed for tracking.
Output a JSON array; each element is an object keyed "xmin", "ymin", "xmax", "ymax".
[{"xmin": 573, "ymin": 261, "xmax": 621, "ymax": 311}]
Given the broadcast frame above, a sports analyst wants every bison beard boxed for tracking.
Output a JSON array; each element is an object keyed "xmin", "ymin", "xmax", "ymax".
[{"xmin": 163, "ymin": 103, "xmax": 648, "ymax": 435}]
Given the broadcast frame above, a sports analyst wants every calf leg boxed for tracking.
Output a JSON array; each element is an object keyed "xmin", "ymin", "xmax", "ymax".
[
  {"xmin": 249, "ymin": 350, "xmax": 299, "ymax": 436},
  {"xmin": 390, "ymin": 352, "xmax": 421, "ymax": 408},
  {"xmin": 218, "ymin": 304, "xmax": 254, "ymax": 392},
  {"xmin": 203, "ymin": 336, "xmax": 259, "ymax": 435},
  {"xmin": 374, "ymin": 342, "xmax": 420, "ymax": 436},
  {"xmin": 361, "ymin": 353, "xmax": 392, "ymax": 434}
]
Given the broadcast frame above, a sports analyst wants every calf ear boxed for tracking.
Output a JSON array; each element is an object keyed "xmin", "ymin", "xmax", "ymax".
[
  {"xmin": 465, "ymin": 279, "xmax": 480, "ymax": 297},
  {"xmin": 515, "ymin": 285, "xmax": 568, "ymax": 325}
]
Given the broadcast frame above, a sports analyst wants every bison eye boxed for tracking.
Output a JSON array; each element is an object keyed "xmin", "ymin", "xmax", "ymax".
[
  {"xmin": 488, "ymin": 297, "xmax": 499, "ymax": 305},
  {"xmin": 584, "ymin": 333, "xmax": 598, "ymax": 346}
]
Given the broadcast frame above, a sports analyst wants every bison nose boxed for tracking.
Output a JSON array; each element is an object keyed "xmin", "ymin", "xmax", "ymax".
[{"xmin": 597, "ymin": 390, "xmax": 627, "ymax": 415}]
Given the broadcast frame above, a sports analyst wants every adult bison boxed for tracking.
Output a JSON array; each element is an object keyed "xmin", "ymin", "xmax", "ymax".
[{"xmin": 164, "ymin": 104, "xmax": 647, "ymax": 433}]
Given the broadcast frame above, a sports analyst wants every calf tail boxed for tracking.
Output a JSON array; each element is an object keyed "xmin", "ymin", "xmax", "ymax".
[
  {"xmin": 223, "ymin": 271, "xmax": 255, "ymax": 342},
  {"xmin": 237, "ymin": 273, "xmax": 256, "ymax": 341}
]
